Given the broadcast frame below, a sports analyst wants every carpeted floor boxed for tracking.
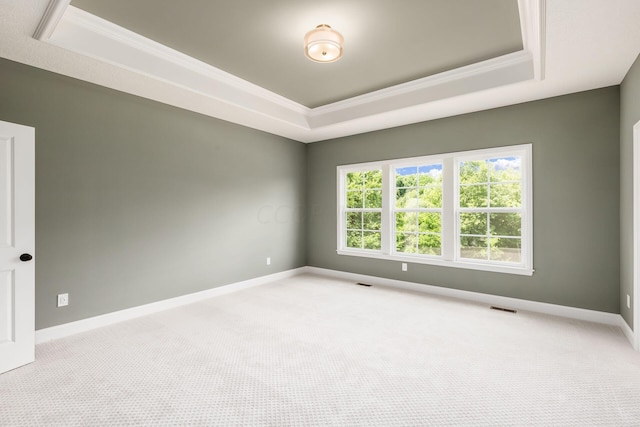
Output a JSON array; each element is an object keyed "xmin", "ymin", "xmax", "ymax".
[{"xmin": 1, "ymin": 274, "xmax": 640, "ymax": 426}]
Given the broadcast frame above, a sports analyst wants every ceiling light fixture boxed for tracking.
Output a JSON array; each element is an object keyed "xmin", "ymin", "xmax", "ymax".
[{"xmin": 304, "ymin": 24, "xmax": 344, "ymax": 63}]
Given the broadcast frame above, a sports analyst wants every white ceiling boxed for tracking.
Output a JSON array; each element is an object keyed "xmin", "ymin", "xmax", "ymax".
[{"xmin": 1, "ymin": 0, "xmax": 640, "ymax": 143}]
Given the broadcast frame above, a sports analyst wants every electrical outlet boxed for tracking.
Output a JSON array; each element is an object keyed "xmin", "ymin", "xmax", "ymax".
[
  {"xmin": 628, "ymin": 294, "xmax": 631, "ymax": 309},
  {"xmin": 402, "ymin": 263, "xmax": 407, "ymax": 272},
  {"xmin": 57, "ymin": 293, "xmax": 69, "ymax": 307},
  {"xmin": 266, "ymin": 257, "xmax": 271, "ymax": 265}
]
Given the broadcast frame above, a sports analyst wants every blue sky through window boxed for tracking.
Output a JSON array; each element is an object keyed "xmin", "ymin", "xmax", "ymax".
[
  {"xmin": 395, "ymin": 157, "xmax": 520, "ymax": 177},
  {"xmin": 489, "ymin": 156, "xmax": 520, "ymax": 171},
  {"xmin": 396, "ymin": 164, "xmax": 443, "ymax": 176}
]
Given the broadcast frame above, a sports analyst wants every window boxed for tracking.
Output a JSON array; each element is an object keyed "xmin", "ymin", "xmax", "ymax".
[
  {"xmin": 337, "ymin": 144, "xmax": 533, "ymax": 275},
  {"xmin": 457, "ymin": 156, "xmax": 523, "ymax": 264},
  {"xmin": 394, "ymin": 163, "xmax": 443, "ymax": 256},
  {"xmin": 345, "ymin": 169, "xmax": 382, "ymax": 250}
]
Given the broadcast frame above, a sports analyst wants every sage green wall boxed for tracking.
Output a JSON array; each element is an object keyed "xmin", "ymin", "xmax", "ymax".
[
  {"xmin": 0, "ymin": 55, "xmax": 625, "ymax": 329},
  {"xmin": 0, "ymin": 58, "xmax": 306, "ymax": 330},
  {"xmin": 620, "ymin": 53, "xmax": 640, "ymax": 328},
  {"xmin": 307, "ymin": 87, "xmax": 620, "ymax": 313}
]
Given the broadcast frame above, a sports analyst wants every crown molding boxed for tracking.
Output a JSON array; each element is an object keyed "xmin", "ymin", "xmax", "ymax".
[
  {"xmin": 308, "ymin": 51, "xmax": 533, "ymax": 129},
  {"xmin": 33, "ymin": 0, "xmax": 71, "ymax": 41},
  {"xmin": 519, "ymin": 0, "xmax": 546, "ymax": 80},
  {"xmin": 33, "ymin": 0, "xmax": 545, "ymax": 143},
  {"xmin": 44, "ymin": 6, "xmax": 311, "ymax": 129}
]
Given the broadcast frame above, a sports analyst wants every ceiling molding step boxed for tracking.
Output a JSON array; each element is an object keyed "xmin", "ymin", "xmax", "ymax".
[
  {"xmin": 33, "ymin": 0, "xmax": 71, "ymax": 41},
  {"xmin": 48, "ymin": 6, "xmax": 311, "ymax": 129},
  {"xmin": 519, "ymin": 0, "xmax": 546, "ymax": 80},
  {"xmin": 35, "ymin": 2, "xmax": 546, "ymax": 143},
  {"xmin": 308, "ymin": 51, "xmax": 534, "ymax": 128}
]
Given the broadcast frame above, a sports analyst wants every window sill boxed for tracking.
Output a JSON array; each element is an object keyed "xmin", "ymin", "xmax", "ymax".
[{"xmin": 336, "ymin": 249, "xmax": 534, "ymax": 276}]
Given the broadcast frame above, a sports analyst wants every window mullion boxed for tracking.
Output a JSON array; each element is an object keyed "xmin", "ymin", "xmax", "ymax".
[
  {"xmin": 381, "ymin": 164, "xmax": 392, "ymax": 255},
  {"xmin": 337, "ymin": 169, "xmax": 344, "ymax": 251},
  {"xmin": 442, "ymin": 157, "xmax": 455, "ymax": 261}
]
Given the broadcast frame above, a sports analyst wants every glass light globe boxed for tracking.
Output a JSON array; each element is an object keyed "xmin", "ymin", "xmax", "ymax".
[{"xmin": 304, "ymin": 24, "xmax": 344, "ymax": 63}]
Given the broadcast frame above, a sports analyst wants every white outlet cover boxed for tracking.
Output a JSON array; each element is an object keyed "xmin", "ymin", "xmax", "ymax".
[
  {"xmin": 402, "ymin": 263, "xmax": 408, "ymax": 272},
  {"xmin": 57, "ymin": 293, "xmax": 69, "ymax": 307},
  {"xmin": 266, "ymin": 257, "xmax": 271, "ymax": 265},
  {"xmin": 628, "ymin": 294, "xmax": 631, "ymax": 309}
]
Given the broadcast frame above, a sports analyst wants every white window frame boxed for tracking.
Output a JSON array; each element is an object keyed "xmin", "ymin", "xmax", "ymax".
[{"xmin": 337, "ymin": 144, "xmax": 533, "ymax": 276}]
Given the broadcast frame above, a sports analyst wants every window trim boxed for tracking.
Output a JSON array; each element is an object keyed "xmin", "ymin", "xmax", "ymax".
[{"xmin": 336, "ymin": 144, "xmax": 533, "ymax": 276}]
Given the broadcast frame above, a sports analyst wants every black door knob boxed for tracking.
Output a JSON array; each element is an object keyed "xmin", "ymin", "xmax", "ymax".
[{"xmin": 19, "ymin": 253, "xmax": 32, "ymax": 262}]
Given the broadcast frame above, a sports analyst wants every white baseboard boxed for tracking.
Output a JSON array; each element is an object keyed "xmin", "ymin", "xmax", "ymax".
[
  {"xmin": 309, "ymin": 267, "xmax": 640, "ymax": 349},
  {"xmin": 36, "ymin": 265, "xmax": 638, "ymax": 351},
  {"xmin": 619, "ymin": 317, "xmax": 636, "ymax": 349},
  {"xmin": 35, "ymin": 267, "xmax": 306, "ymax": 344},
  {"xmin": 304, "ymin": 267, "xmax": 622, "ymax": 327}
]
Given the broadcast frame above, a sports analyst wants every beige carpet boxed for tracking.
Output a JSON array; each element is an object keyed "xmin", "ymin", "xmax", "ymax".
[{"xmin": 1, "ymin": 274, "xmax": 640, "ymax": 426}]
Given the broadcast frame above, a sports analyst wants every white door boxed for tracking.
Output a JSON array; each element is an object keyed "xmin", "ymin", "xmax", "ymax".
[{"xmin": 0, "ymin": 120, "xmax": 35, "ymax": 374}]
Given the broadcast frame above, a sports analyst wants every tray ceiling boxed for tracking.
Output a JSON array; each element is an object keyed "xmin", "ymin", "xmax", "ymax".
[
  {"xmin": 1, "ymin": 1, "xmax": 640, "ymax": 142},
  {"xmin": 70, "ymin": 0, "xmax": 524, "ymax": 108}
]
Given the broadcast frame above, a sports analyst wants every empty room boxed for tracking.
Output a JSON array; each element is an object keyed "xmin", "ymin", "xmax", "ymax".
[{"xmin": 2, "ymin": 0, "xmax": 640, "ymax": 425}]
